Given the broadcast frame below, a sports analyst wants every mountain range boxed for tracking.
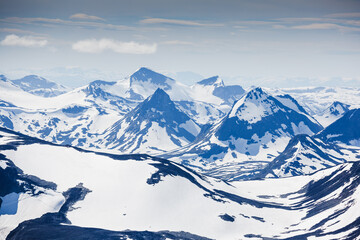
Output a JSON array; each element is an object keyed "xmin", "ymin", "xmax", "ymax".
[
  {"xmin": 164, "ymin": 87, "xmax": 325, "ymax": 180},
  {"xmin": 0, "ymin": 67, "xmax": 360, "ymax": 239}
]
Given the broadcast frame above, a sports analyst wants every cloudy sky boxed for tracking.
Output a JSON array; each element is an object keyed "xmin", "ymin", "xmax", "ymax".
[{"xmin": 0, "ymin": 0, "xmax": 360, "ymax": 87}]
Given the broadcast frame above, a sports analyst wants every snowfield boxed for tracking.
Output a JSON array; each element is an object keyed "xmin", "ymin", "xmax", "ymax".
[{"xmin": 1, "ymin": 128, "xmax": 360, "ymax": 239}]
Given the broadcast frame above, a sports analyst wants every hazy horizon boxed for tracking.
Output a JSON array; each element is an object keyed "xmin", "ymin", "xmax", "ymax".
[{"xmin": 1, "ymin": 0, "xmax": 360, "ymax": 87}]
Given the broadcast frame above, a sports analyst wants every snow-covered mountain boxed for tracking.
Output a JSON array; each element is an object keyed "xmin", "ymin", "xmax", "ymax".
[
  {"xmin": 253, "ymin": 106, "xmax": 360, "ymax": 179},
  {"xmin": 1, "ymin": 127, "xmax": 360, "ymax": 239},
  {"xmin": 11, "ymin": 75, "xmax": 70, "ymax": 97},
  {"xmin": 98, "ymin": 88, "xmax": 201, "ymax": 154},
  {"xmin": 273, "ymin": 86, "xmax": 360, "ymax": 115},
  {"xmin": 165, "ymin": 87, "xmax": 323, "ymax": 180},
  {"xmin": 0, "ymin": 77, "xmax": 136, "ymax": 148},
  {"xmin": 0, "ymin": 68, "xmax": 246, "ymax": 151},
  {"xmin": 191, "ymin": 76, "xmax": 245, "ymax": 105},
  {"xmin": 254, "ymin": 134, "xmax": 350, "ymax": 178},
  {"xmin": 317, "ymin": 108, "xmax": 360, "ymax": 146},
  {"xmin": 104, "ymin": 68, "xmax": 242, "ymax": 124},
  {"xmin": 315, "ymin": 101, "xmax": 350, "ymax": 127},
  {"xmin": 103, "ymin": 67, "xmax": 192, "ymax": 102}
]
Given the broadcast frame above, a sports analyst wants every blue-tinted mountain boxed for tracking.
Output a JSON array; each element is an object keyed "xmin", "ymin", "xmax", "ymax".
[
  {"xmin": 197, "ymin": 76, "xmax": 224, "ymax": 87},
  {"xmin": 317, "ymin": 108, "xmax": 360, "ymax": 146},
  {"xmin": 195, "ymin": 76, "xmax": 245, "ymax": 105},
  {"xmin": 165, "ymin": 87, "xmax": 323, "ymax": 180},
  {"xmin": 315, "ymin": 101, "xmax": 351, "ymax": 127},
  {"xmin": 12, "ymin": 75, "xmax": 70, "ymax": 97},
  {"xmin": 82, "ymin": 79, "xmax": 124, "ymax": 101},
  {"xmin": 274, "ymin": 94, "xmax": 308, "ymax": 114},
  {"xmin": 216, "ymin": 88, "xmax": 322, "ymax": 141},
  {"xmin": 327, "ymin": 101, "xmax": 350, "ymax": 116},
  {"xmin": 130, "ymin": 67, "xmax": 174, "ymax": 90},
  {"xmin": 100, "ymin": 88, "xmax": 200, "ymax": 153},
  {"xmin": 254, "ymin": 134, "xmax": 347, "ymax": 179},
  {"xmin": 0, "ymin": 75, "xmax": 9, "ymax": 83}
]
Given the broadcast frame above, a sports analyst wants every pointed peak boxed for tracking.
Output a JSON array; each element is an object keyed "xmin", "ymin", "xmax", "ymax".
[
  {"xmin": 245, "ymin": 87, "xmax": 268, "ymax": 100},
  {"xmin": 149, "ymin": 88, "xmax": 171, "ymax": 101},
  {"xmin": 130, "ymin": 67, "xmax": 174, "ymax": 86},
  {"xmin": 197, "ymin": 76, "xmax": 224, "ymax": 87},
  {"xmin": 250, "ymin": 86, "xmax": 265, "ymax": 93},
  {"xmin": 134, "ymin": 67, "xmax": 155, "ymax": 74},
  {"xmin": 228, "ymin": 87, "xmax": 276, "ymax": 119},
  {"xmin": 326, "ymin": 101, "xmax": 350, "ymax": 116},
  {"xmin": 154, "ymin": 87, "xmax": 167, "ymax": 94},
  {"xmin": 130, "ymin": 87, "xmax": 187, "ymax": 122}
]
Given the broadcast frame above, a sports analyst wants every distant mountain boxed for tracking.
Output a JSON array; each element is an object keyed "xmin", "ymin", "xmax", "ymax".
[
  {"xmin": 317, "ymin": 108, "xmax": 360, "ymax": 146},
  {"xmin": 193, "ymin": 76, "xmax": 245, "ymax": 105},
  {"xmin": 82, "ymin": 80, "xmax": 116, "ymax": 98},
  {"xmin": 99, "ymin": 88, "xmax": 200, "ymax": 154},
  {"xmin": 0, "ymin": 77, "xmax": 136, "ymax": 149},
  {"xmin": 0, "ymin": 69, "xmax": 225, "ymax": 149},
  {"xmin": 102, "ymin": 68, "xmax": 234, "ymax": 124},
  {"xmin": 277, "ymin": 86, "xmax": 360, "ymax": 115},
  {"xmin": 0, "ymin": 74, "xmax": 9, "ymax": 83},
  {"xmin": 130, "ymin": 67, "xmax": 174, "ymax": 89},
  {"xmin": 315, "ymin": 101, "xmax": 350, "ymax": 127},
  {"xmin": 254, "ymin": 134, "xmax": 347, "ymax": 179},
  {"xmin": 12, "ymin": 75, "xmax": 70, "ymax": 97},
  {"xmin": 165, "ymin": 87, "xmax": 323, "ymax": 180}
]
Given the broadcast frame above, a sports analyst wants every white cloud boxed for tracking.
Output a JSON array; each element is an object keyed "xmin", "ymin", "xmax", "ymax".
[
  {"xmin": 140, "ymin": 18, "xmax": 223, "ymax": 27},
  {"xmin": 292, "ymin": 23, "xmax": 360, "ymax": 31},
  {"xmin": 325, "ymin": 12, "xmax": 360, "ymax": 18},
  {"xmin": 235, "ymin": 20, "xmax": 280, "ymax": 25},
  {"xmin": 1, "ymin": 17, "xmax": 131, "ymax": 31},
  {"xmin": 70, "ymin": 13, "xmax": 105, "ymax": 21},
  {"xmin": 72, "ymin": 38, "xmax": 157, "ymax": 54},
  {"xmin": 0, "ymin": 34, "xmax": 48, "ymax": 47},
  {"xmin": 0, "ymin": 28, "xmax": 45, "ymax": 35}
]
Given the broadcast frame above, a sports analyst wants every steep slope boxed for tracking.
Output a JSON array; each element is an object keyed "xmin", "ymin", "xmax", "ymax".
[
  {"xmin": 231, "ymin": 161, "xmax": 360, "ymax": 239},
  {"xmin": 274, "ymin": 93, "xmax": 309, "ymax": 114},
  {"xmin": 1, "ymin": 127, "xmax": 360, "ymax": 239},
  {"xmin": 317, "ymin": 108, "xmax": 360, "ymax": 146},
  {"xmin": 99, "ymin": 88, "xmax": 201, "ymax": 154},
  {"xmin": 315, "ymin": 101, "xmax": 350, "ymax": 127},
  {"xmin": 0, "ymin": 128, "xmax": 64, "ymax": 238},
  {"xmin": 12, "ymin": 75, "xmax": 70, "ymax": 97},
  {"xmin": 166, "ymin": 87, "xmax": 323, "ymax": 180},
  {"xmin": 78, "ymin": 68, "xmax": 229, "ymax": 125},
  {"xmin": 254, "ymin": 134, "xmax": 354, "ymax": 178}
]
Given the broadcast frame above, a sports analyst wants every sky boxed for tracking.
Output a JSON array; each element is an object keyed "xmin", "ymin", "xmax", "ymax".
[{"xmin": 0, "ymin": 0, "xmax": 360, "ymax": 87}]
